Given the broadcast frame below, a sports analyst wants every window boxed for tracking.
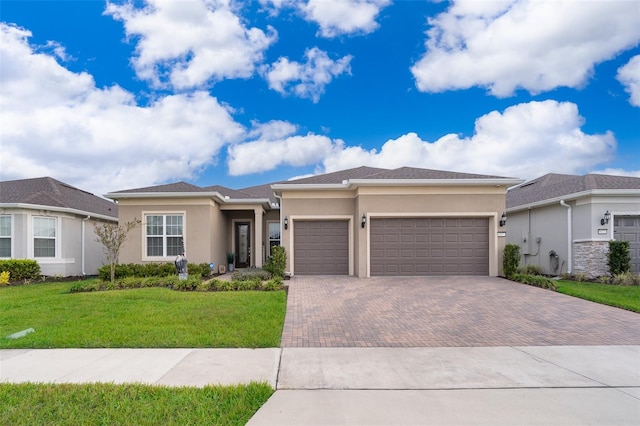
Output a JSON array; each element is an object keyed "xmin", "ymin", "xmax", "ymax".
[
  {"xmin": 146, "ymin": 214, "xmax": 184, "ymax": 257},
  {"xmin": 33, "ymin": 216, "xmax": 56, "ymax": 258},
  {"xmin": 268, "ymin": 222, "xmax": 281, "ymax": 254},
  {"xmin": 0, "ymin": 215, "xmax": 11, "ymax": 257}
]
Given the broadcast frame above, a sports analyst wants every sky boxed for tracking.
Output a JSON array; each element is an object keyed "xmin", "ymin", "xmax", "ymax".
[{"xmin": 1, "ymin": 0, "xmax": 639, "ymax": 197}]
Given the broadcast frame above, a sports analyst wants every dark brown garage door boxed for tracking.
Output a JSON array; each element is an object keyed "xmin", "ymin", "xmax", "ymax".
[
  {"xmin": 294, "ymin": 220, "xmax": 349, "ymax": 275},
  {"xmin": 370, "ymin": 218, "xmax": 489, "ymax": 276},
  {"xmin": 614, "ymin": 215, "xmax": 640, "ymax": 274}
]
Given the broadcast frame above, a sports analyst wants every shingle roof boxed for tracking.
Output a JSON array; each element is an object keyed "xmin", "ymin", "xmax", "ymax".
[
  {"xmin": 285, "ymin": 166, "xmax": 388, "ymax": 184},
  {"xmin": 356, "ymin": 166, "xmax": 511, "ymax": 180},
  {"xmin": 0, "ymin": 177, "xmax": 118, "ymax": 218},
  {"xmin": 110, "ymin": 182, "xmax": 206, "ymax": 193},
  {"xmin": 239, "ymin": 183, "xmax": 279, "ymax": 205},
  {"xmin": 507, "ymin": 173, "xmax": 640, "ymax": 208}
]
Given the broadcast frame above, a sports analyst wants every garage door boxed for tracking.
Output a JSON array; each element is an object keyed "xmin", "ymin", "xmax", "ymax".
[
  {"xmin": 370, "ymin": 218, "xmax": 489, "ymax": 276},
  {"xmin": 294, "ymin": 220, "xmax": 349, "ymax": 275},
  {"xmin": 614, "ymin": 215, "xmax": 640, "ymax": 274}
]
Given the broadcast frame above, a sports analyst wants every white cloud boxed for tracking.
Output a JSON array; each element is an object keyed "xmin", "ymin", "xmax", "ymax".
[
  {"xmin": 593, "ymin": 168, "xmax": 640, "ymax": 179},
  {"xmin": 0, "ymin": 23, "xmax": 244, "ymax": 196},
  {"xmin": 300, "ymin": 0, "xmax": 390, "ymax": 38},
  {"xmin": 617, "ymin": 55, "xmax": 640, "ymax": 107},
  {"xmin": 105, "ymin": 0, "xmax": 276, "ymax": 89},
  {"xmin": 321, "ymin": 100, "xmax": 617, "ymax": 181},
  {"xmin": 262, "ymin": 47, "xmax": 352, "ymax": 102},
  {"xmin": 411, "ymin": 0, "xmax": 640, "ymax": 97},
  {"xmin": 227, "ymin": 130, "xmax": 341, "ymax": 175}
]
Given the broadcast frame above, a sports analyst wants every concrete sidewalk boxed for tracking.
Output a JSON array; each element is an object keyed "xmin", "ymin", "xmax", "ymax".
[
  {"xmin": 249, "ymin": 345, "xmax": 640, "ymax": 425},
  {"xmin": 2, "ymin": 346, "xmax": 639, "ymax": 425},
  {"xmin": 0, "ymin": 348, "xmax": 280, "ymax": 387}
]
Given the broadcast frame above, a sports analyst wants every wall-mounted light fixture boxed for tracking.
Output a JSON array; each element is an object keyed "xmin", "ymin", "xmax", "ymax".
[
  {"xmin": 499, "ymin": 212, "xmax": 507, "ymax": 227},
  {"xmin": 600, "ymin": 210, "xmax": 611, "ymax": 226},
  {"xmin": 361, "ymin": 213, "xmax": 367, "ymax": 229},
  {"xmin": 284, "ymin": 216, "xmax": 288, "ymax": 230}
]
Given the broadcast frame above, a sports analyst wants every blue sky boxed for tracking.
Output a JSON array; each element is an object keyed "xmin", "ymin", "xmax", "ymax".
[{"xmin": 1, "ymin": 0, "xmax": 639, "ymax": 196}]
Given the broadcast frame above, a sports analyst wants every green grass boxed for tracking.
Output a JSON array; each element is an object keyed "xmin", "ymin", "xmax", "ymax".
[
  {"xmin": 556, "ymin": 280, "xmax": 640, "ymax": 313},
  {"xmin": 0, "ymin": 382, "xmax": 273, "ymax": 425},
  {"xmin": 0, "ymin": 281, "xmax": 286, "ymax": 348}
]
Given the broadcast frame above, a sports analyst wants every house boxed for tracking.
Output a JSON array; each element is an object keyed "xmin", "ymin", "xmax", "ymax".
[
  {"xmin": 107, "ymin": 166, "xmax": 521, "ymax": 277},
  {"xmin": 0, "ymin": 177, "xmax": 119, "ymax": 276},
  {"xmin": 506, "ymin": 173, "xmax": 640, "ymax": 277}
]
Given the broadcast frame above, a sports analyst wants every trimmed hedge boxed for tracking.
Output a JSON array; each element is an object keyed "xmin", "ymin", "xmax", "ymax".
[
  {"xmin": 69, "ymin": 276, "xmax": 284, "ymax": 293},
  {"xmin": 0, "ymin": 259, "xmax": 41, "ymax": 282},
  {"xmin": 97, "ymin": 262, "xmax": 213, "ymax": 281},
  {"xmin": 510, "ymin": 273, "xmax": 557, "ymax": 291}
]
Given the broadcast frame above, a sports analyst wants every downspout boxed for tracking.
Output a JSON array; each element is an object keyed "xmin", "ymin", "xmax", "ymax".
[
  {"xmin": 81, "ymin": 216, "xmax": 91, "ymax": 276},
  {"xmin": 559, "ymin": 201, "xmax": 571, "ymax": 274}
]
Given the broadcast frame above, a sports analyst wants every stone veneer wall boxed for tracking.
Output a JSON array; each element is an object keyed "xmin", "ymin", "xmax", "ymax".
[{"xmin": 573, "ymin": 240, "xmax": 609, "ymax": 278}]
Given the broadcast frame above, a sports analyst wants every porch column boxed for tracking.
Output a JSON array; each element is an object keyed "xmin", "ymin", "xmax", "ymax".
[{"xmin": 254, "ymin": 208, "xmax": 264, "ymax": 267}]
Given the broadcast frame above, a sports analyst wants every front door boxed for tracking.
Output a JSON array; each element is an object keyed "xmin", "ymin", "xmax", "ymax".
[{"xmin": 235, "ymin": 222, "xmax": 251, "ymax": 268}]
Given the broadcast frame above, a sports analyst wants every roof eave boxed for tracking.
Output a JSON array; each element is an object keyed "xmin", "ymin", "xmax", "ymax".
[
  {"xmin": 105, "ymin": 191, "xmax": 272, "ymax": 208},
  {"xmin": 507, "ymin": 189, "xmax": 640, "ymax": 212},
  {"xmin": 0, "ymin": 203, "xmax": 117, "ymax": 221},
  {"xmin": 272, "ymin": 178, "xmax": 523, "ymax": 192}
]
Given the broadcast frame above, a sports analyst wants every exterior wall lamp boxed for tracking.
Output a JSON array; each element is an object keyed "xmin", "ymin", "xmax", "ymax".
[
  {"xmin": 361, "ymin": 213, "xmax": 367, "ymax": 229},
  {"xmin": 601, "ymin": 210, "xmax": 611, "ymax": 226},
  {"xmin": 284, "ymin": 216, "xmax": 288, "ymax": 230},
  {"xmin": 499, "ymin": 212, "xmax": 507, "ymax": 227}
]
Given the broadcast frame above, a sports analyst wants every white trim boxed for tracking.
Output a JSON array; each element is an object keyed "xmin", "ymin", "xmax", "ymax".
[
  {"xmin": 0, "ymin": 203, "xmax": 116, "ymax": 222},
  {"xmin": 141, "ymin": 211, "xmax": 186, "ymax": 261},
  {"xmin": 365, "ymin": 212, "xmax": 499, "ymax": 278},
  {"xmin": 273, "ymin": 178, "xmax": 523, "ymax": 192},
  {"xmin": 288, "ymin": 215, "xmax": 354, "ymax": 276},
  {"xmin": 508, "ymin": 189, "xmax": 640, "ymax": 213}
]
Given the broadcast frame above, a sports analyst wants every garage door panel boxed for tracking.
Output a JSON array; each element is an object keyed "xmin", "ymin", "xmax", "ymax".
[
  {"xmin": 294, "ymin": 220, "xmax": 349, "ymax": 275},
  {"xmin": 614, "ymin": 216, "xmax": 640, "ymax": 274},
  {"xmin": 371, "ymin": 217, "xmax": 489, "ymax": 276}
]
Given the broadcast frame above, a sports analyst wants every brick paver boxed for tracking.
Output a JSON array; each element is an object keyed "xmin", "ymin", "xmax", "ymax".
[{"xmin": 280, "ymin": 276, "xmax": 640, "ymax": 347}]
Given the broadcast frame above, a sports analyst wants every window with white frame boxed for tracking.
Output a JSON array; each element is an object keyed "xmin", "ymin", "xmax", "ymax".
[
  {"xmin": 0, "ymin": 215, "xmax": 11, "ymax": 257},
  {"xmin": 268, "ymin": 222, "xmax": 281, "ymax": 254},
  {"xmin": 146, "ymin": 214, "xmax": 184, "ymax": 257},
  {"xmin": 33, "ymin": 216, "xmax": 56, "ymax": 258}
]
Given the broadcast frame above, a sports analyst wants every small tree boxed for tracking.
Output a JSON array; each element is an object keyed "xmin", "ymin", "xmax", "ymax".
[
  {"xmin": 608, "ymin": 240, "xmax": 631, "ymax": 276},
  {"xmin": 94, "ymin": 218, "xmax": 141, "ymax": 283},
  {"xmin": 503, "ymin": 243, "xmax": 521, "ymax": 278}
]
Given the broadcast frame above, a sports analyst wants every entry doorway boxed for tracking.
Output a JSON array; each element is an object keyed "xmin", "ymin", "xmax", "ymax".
[{"xmin": 235, "ymin": 222, "xmax": 251, "ymax": 268}]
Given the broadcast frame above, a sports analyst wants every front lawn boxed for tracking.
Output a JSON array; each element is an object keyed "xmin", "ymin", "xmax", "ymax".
[
  {"xmin": 0, "ymin": 281, "xmax": 286, "ymax": 348},
  {"xmin": 0, "ymin": 382, "xmax": 272, "ymax": 425},
  {"xmin": 556, "ymin": 280, "xmax": 640, "ymax": 313}
]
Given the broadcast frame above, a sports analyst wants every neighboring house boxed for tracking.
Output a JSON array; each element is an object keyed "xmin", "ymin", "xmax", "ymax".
[
  {"xmin": 506, "ymin": 173, "xmax": 640, "ymax": 277},
  {"xmin": 107, "ymin": 166, "xmax": 521, "ymax": 277},
  {"xmin": 0, "ymin": 177, "xmax": 119, "ymax": 276}
]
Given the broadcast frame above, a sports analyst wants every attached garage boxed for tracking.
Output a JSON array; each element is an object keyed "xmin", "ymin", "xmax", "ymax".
[
  {"xmin": 614, "ymin": 215, "xmax": 640, "ymax": 274},
  {"xmin": 294, "ymin": 220, "xmax": 349, "ymax": 275},
  {"xmin": 370, "ymin": 217, "xmax": 489, "ymax": 276}
]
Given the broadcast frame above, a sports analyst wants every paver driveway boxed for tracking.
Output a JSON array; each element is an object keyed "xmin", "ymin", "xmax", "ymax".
[{"xmin": 280, "ymin": 276, "xmax": 640, "ymax": 347}]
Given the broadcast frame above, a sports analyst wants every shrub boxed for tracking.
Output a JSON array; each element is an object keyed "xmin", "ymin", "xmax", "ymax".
[
  {"xmin": 98, "ymin": 262, "xmax": 208, "ymax": 280},
  {"xmin": 518, "ymin": 264, "xmax": 542, "ymax": 276},
  {"xmin": 612, "ymin": 272, "xmax": 640, "ymax": 286},
  {"xmin": 503, "ymin": 244, "xmax": 520, "ymax": 278},
  {"xmin": 573, "ymin": 273, "xmax": 589, "ymax": 282},
  {"xmin": 510, "ymin": 273, "xmax": 557, "ymax": 291},
  {"xmin": 232, "ymin": 269, "xmax": 271, "ymax": 282},
  {"xmin": 263, "ymin": 246, "xmax": 287, "ymax": 278},
  {"xmin": 596, "ymin": 275, "xmax": 612, "ymax": 285},
  {"xmin": 608, "ymin": 240, "xmax": 631, "ymax": 276},
  {"xmin": 0, "ymin": 271, "xmax": 10, "ymax": 286},
  {"xmin": 262, "ymin": 277, "xmax": 284, "ymax": 291},
  {"xmin": 0, "ymin": 259, "xmax": 41, "ymax": 281}
]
